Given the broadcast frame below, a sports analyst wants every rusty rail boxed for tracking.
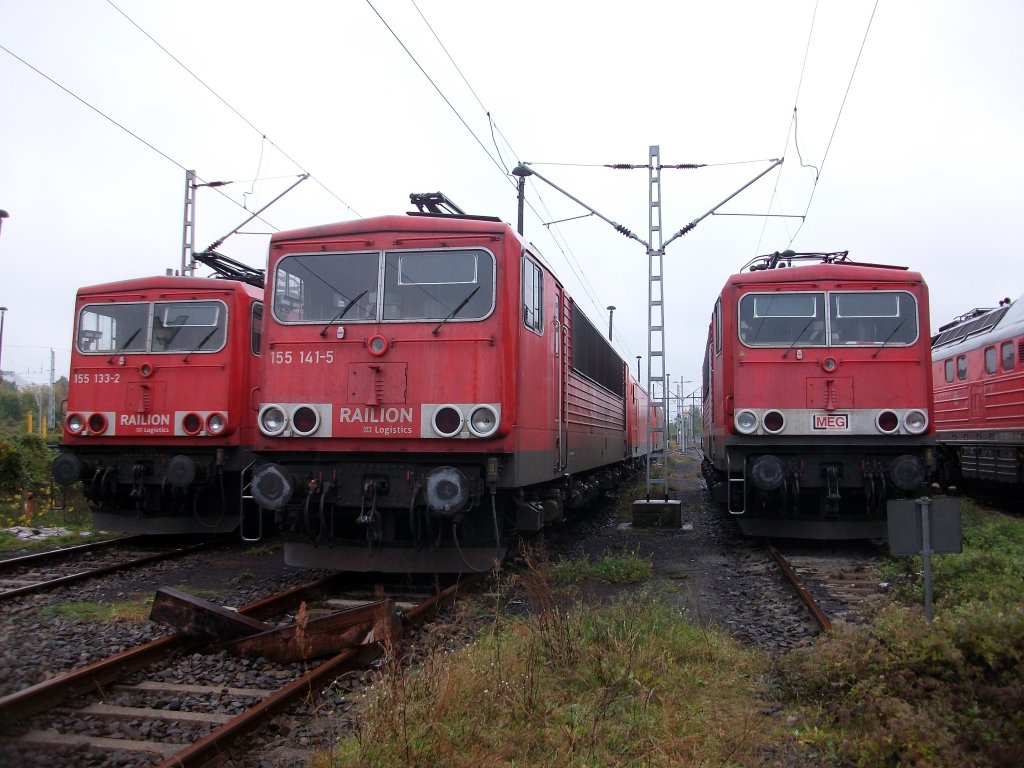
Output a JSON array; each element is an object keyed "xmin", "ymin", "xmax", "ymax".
[
  {"xmin": 0, "ymin": 535, "xmax": 142, "ymax": 574},
  {"xmin": 767, "ymin": 544, "xmax": 832, "ymax": 632}
]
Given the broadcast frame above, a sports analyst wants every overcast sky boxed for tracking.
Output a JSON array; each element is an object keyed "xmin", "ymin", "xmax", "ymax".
[{"xmin": 1, "ymin": 0, "xmax": 1021, "ymax": 395}]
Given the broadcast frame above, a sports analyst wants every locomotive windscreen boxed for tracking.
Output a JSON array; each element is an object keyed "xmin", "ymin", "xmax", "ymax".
[
  {"xmin": 739, "ymin": 290, "xmax": 918, "ymax": 347},
  {"xmin": 272, "ymin": 248, "xmax": 495, "ymax": 323},
  {"xmin": 571, "ymin": 302, "xmax": 625, "ymax": 396}
]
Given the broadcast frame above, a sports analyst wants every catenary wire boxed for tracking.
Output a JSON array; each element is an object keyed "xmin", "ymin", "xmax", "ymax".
[
  {"xmin": 103, "ymin": 0, "xmax": 361, "ymax": 217},
  {"xmin": 0, "ymin": 42, "xmax": 279, "ymax": 231}
]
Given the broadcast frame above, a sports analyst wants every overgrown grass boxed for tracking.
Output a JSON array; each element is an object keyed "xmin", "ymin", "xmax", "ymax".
[
  {"xmin": 318, "ymin": 499, "xmax": 1023, "ymax": 768},
  {"xmin": 775, "ymin": 500, "xmax": 1024, "ymax": 767},
  {"xmin": 549, "ymin": 550, "xmax": 653, "ymax": 585},
  {"xmin": 321, "ymin": 588, "xmax": 781, "ymax": 768},
  {"xmin": 40, "ymin": 596, "xmax": 153, "ymax": 624}
]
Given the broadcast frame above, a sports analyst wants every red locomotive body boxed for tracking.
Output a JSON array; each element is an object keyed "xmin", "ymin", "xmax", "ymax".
[
  {"xmin": 248, "ymin": 211, "xmax": 651, "ymax": 571},
  {"xmin": 51, "ymin": 276, "xmax": 263, "ymax": 534},
  {"xmin": 931, "ymin": 293, "xmax": 1024, "ymax": 486},
  {"xmin": 701, "ymin": 252, "xmax": 935, "ymax": 538}
]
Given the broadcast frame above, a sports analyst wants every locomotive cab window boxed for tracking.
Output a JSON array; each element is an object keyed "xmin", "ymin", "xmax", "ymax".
[
  {"xmin": 273, "ymin": 252, "xmax": 379, "ymax": 323},
  {"xmin": 944, "ymin": 358, "xmax": 954, "ymax": 383},
  {"xmin": 522, "ymin": 255, "xmax": 544, "ymax": 334},
  {"xmin": 251, "ymin": 303, "xmax": 263, "ymax": 355},
  {"xmin": 1001, "ymin": 341, "xmax": 1014, "ymax": 371},
  {"xmin": 151, "ymin": 301, "xmax": 226, "ymax": 353},
  {"xmin": 382, "ymin": 248, "xmax": 494, "ymax": 322},
  {"xmin": 76, "ymin": 302, "xmax": 149, "ymax": 354},
  {"xmin": 957, "ymin": 354, "xmax": 968, "ymax": 380},
  {"xmin": 829, "ymin": 291, "xmax": 917, "ymax": 346},
  {"xmin": 714, "ymin": 298, "xmax": 723, "ymax": 355},
  {"xmin": 739, "ymin": 292, "xmax": 825, "ymax": 347}
]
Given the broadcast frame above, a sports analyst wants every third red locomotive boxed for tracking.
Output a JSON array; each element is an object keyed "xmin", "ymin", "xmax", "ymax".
[{"xmin": 701, "ymin": 250, "xmax": 936, "ymax": 538}]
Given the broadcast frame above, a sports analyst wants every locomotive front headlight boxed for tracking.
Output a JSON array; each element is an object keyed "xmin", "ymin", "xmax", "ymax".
[
  {"xmin": 734, "ymin": 409, "xmax": 759, "ymax": 435},
  {"xmin": 206, "ymin": 412, "xmax": 227, "ymax": 435},
  {"xmin": 290, "ymin": 405, "xmax": 320, "ymax": 437},
  {"xmin": 468, "ymin": 404, "xmax": 499, "ymax": 438},
  {"xmin": 259, "ymin": 404, "xmax": 288, "ymax": 436},
  {"xmin": 432, "ymin": 405, "xmax": 464, "ymax": 437},
  {"xmin": 182, "ymin": 412, "xmax": 203, "ymax": 436},
  {"xmin": 87, "ymin": 413, "xmax": 108, "ymax": 435},
  {"xmin": 876, "ymin": 410, "xmax": 899, "ymax": 434},
  {"xmin": 904, "ymin": 409, "xmax": 928, "ymax": 434},
  {"xmin": 762, "ymin": 410, "xmax": 785, "ymax": 434},
  {"xmin": 67, "ymin": 413, "xmax": 85, "ymax": 434}
]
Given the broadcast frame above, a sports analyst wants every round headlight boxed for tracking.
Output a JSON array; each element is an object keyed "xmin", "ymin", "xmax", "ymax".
[
  {"xmin": 904, "ymin": 409, "xmax": 928, "ymax": 434},
  {"xmin": 432, "ymin": 405, "xmax": 464, "ymax": 437},
  {"xmin": 67, "ymin": 413, "xmax": 85, "ymax": 434},
  {"xmin": 762, "ymin": 410, "xmax": 785, "ymax": 434},
  {"xmin": 291, "ymin": 405, "xmax": 320, "ymax": 436},
  {"xmin": 87, "ymin": 413, "xmax": 108, "ymax": 435},
  {"xmin": 876, "ymin": 410, "xmax": 899, "ymax": 434},
  {"xmin": 468, "ymin": 404, "xmax": 499, "ymax": 438},
  {"xmin": 259, "ymin": 404, "xmax": 288, "ymax": 436},
  {"xmin": 206, "ymin": 412, "xmax": 227, "ymax": 435},
  {"xmin": 182, "ymin": 412, "xmax": 203, "ymax": 436},
  {"xmin": 734, "ymin": 409, "xmax": 758, "ymax": 435},
  {"xmin": 368, "ymin": 334, "xmax": 389, "ymax": 356}
]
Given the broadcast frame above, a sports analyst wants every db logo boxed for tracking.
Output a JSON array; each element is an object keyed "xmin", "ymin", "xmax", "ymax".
[{"xmin": 813, "ymin": 413, "xmax": 849, "ymax": 430}]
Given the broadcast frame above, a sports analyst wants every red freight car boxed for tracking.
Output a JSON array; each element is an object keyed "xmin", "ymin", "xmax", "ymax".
[
  {"xmin": 931, "ymin": 293, "xmax": 1024, "ymax": 486},
  {"xmin": 701, "ymin": 251, "xmax": 935, "ymax": 538},
  {"xmin": 247, "ymin": 207, "xmax": 654, "ymax": 571},
  {"xmin": 51, "ymin": 275, "xmax": 263, "ymax": 534}
]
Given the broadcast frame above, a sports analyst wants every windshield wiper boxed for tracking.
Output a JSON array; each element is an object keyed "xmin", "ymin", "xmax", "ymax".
[
  {"xmin": 432, "ymin": 287, "xmax": 480, "ymax": 336},
  {"xmin": 319, "ymin": 290, "xmax": 368, "ymax": 338},
  {"xmin": 872, "ymin": 318, "xmax": 908, "ymax": 358},
  {"xmin": 182, "ymin": 328, "xmax": 219, "ymax": 363},
  {"xmin": 107, "ymin": 327, "xmax": 142, "ymax": 363},
  {"xmin": 782, "ymin": 317, "xmax": 820, "ymax": 358}
]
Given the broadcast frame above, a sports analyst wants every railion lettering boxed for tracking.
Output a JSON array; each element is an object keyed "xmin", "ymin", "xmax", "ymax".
[
  {"xmin": 338, "ymin": 407, "xmax": 414, "ymax": 424},
  {"xmin": 120, "ymin": 413, "xmax": 171, "ymax": 427}
]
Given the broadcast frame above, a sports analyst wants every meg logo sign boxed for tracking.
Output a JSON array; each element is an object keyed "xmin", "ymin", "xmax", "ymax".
[{"xmin": 812, "ymin": 413, "xmax": 849, "ymax": 431}]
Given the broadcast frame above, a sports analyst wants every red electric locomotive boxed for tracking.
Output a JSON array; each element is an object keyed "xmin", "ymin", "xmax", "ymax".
[
  {"xmin": 931, "ymin": 293, "xmax": 1024, "ymax": 487},
  {"xmin": 247, "ymin": 201, "xmax": 655, "ymax": 572},
  {"xmin": 51, "ymin": 273, "xmax": 263, "ymax": 534},
  {"xmin": 701, "ymin": 251, "xmax": 935, "ymax": 538}
]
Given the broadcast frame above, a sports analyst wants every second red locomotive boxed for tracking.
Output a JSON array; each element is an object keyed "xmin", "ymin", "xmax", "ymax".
[
  {"xmin": 701, "ymin": 251, "xmax": 936, "ymax": 538},
  {"xmin": 247, "ymin": 205, "xmax": 658, "ymax": 571}
]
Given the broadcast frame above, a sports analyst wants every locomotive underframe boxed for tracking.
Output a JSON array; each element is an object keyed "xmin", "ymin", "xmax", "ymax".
[
  {"xmin": 53, "ymin": 446, "xmax": 250, "ymax": 534},
  {"xmin": 935, "ymin": 431, "xmax": 1024, "ymax": 485},
  {"xmin": 704, "ymin": 436, "xmax": 935, "ymax": 539},
  {"xmin": 253, "ymin": 451, "xmax": 643, "ymax": 572}
]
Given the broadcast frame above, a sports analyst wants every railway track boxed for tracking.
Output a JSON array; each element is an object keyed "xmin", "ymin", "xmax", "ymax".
[
  {"xmin": 0, "ymin": 571, "xmax": 481, "ymax": 767},
  {"xmin": 768, "ymin": 541, "xmax": 885, "ymax": 635},
  {"xmin": 0, "ymin": 537, "xmax": 229, "ymax": 602}
]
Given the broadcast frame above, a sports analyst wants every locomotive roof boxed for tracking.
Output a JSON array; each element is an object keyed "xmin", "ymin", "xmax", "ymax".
[
  {"xmin": 726, "ymin": 262, "xmax": 925, "ymax": 288},
  {"xmin": 270, "ymin": 213, "xmax": 517, "ymax": 246},
  {"xmin": 75, "ymin": 274, "xmax": 262, "ymax": 300},
  {"xmin": 931, "ymin": 292, "xmax": 1023, "ymax": 356}
]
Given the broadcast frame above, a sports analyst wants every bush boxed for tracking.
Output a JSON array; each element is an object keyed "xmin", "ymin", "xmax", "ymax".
[{"xmin": 0, "ymin": 431, "xmax": 52, "ymax": 492}]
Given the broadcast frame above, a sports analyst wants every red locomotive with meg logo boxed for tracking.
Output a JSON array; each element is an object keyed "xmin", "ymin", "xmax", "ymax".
[{"xmin": 701, "ymin": 250, "xmax": 936, "ymax": 539}]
